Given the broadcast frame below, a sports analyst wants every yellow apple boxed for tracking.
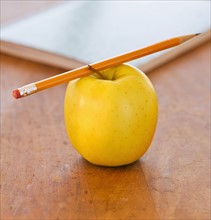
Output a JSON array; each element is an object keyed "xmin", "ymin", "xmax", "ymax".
[{"xmin": 64, "ymin": 64, "xmax": 158, "ymax": 166}]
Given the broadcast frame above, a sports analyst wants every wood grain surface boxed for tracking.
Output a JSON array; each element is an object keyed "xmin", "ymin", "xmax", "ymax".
[
  {"xmin": 1, "ymin": 42, "xmax": 210, "ymax": 220},
  {"xmin": 1, "ymin": 1, "xmax": 210, "ymax": 220}
]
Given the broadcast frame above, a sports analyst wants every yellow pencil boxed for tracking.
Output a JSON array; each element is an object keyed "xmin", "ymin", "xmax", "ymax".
[{"xmin": 13, "ymin": 34, "xmax": 199, "ymax": 99}]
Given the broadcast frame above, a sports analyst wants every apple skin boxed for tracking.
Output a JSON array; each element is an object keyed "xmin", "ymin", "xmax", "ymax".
[{"xmin": 64, "ymin": 64, "xmax": 158, "ymax": 166}]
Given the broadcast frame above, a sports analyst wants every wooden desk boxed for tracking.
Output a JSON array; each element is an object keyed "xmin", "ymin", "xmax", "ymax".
[{"xmin": 1, "ymin": 2, "xmax": 210, "ymax": 220}]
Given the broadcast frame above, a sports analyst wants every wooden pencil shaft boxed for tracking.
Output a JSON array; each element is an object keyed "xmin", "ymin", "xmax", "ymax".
[
  {"xmin": 36, "ymin": 37, "xmax": 182, "ymax": 91},
  {"xmin": 37, "ymin": 66, "xmax": 92, "ymax": 91},
  {"xmin": 14, "ymin": 34, "xmax": 198, "ymax": 98}
]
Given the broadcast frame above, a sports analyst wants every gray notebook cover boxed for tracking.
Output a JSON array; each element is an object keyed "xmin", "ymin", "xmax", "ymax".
[{"xmin": 1, "ymin": 1, "xmax": 210, "ymax": 68}]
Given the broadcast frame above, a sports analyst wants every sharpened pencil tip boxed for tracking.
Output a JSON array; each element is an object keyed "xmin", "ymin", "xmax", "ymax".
[
  {"xmin": 195, "ymin": 33, "xmax": 201, "ymax": 36},
  {"xmin": 13, "ymin": 89, "xmax": 21, "ymax": 99}
]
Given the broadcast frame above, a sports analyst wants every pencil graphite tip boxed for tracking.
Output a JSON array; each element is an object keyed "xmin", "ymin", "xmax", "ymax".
[
  {"xmin": 13, "ymin": 89, "xmax": 21, "ymax": 99},
  {"xmin": 195, "ymin": 33, "xmax": 201, "ymax": 36}
]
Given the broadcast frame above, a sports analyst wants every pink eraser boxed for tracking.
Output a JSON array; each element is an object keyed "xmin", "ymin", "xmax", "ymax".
[{"xmin": 13, "ymin": 89, "xmax": 21, "ymax": 99}]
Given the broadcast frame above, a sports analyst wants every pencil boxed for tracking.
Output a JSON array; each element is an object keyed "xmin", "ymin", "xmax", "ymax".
[{"xmin": 13, "ymin": 34, "xmax": 199, "ymax": 99}]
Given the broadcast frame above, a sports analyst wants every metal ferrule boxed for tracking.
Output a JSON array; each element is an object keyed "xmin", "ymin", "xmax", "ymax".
[{"xmin": 19, "ymin": 83, "xmax": 37, "ymax": 97}]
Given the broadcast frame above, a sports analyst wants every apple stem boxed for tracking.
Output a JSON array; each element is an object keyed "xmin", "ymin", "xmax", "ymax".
[{"xmin": 88, "ymin": 65, "xmax": 104, "ymax": 79}]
